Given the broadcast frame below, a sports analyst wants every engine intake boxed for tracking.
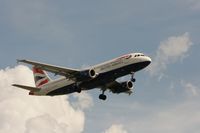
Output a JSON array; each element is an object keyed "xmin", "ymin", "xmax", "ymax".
[
  {"xmin": 77, "ymin": 69, "xmax": 97, "ymax": 81},
  {"xmin": 89, "ymin": 69, "xmax": 96, "ymax": 78},
  {"xmin": 122, "ymin": 81, "xmax": 133, "ymax": 89}
]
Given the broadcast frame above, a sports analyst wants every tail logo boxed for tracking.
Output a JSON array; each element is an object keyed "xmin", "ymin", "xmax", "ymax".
[{"xmin": 33, "ymin": 67, "xmax": 50, "ymax": 88}]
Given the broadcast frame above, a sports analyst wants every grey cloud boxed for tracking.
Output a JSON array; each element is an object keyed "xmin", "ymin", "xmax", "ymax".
[
  {"xmin": 182, "ymin": 0, "xmax": 200, "ymax": 10},
  {"xmin": 126, "ymin": 97, "xmax": 200, "ymax": 133},
  {"xmin": 99, "ymin": 82, "xmax": 200, "ymax": 133},
  {"xmin": 181, "ymin": 81, "xmax": 200, "ymax": 97}
]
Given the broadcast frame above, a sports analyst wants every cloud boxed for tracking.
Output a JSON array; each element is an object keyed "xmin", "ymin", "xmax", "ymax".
[
  {"xmin": 114, "ymin": 81, "xmax": 200, "ymax": 133},
  {"xmin": 25, "ymin": 114, "xmax": 67, "ymax": 133},
  {"xmin": 0, "ymin": 65, "xmax": 93, "ymax": 133},
  {"xmin": 126, "ymin": 98, "xmax": 200, "ymax": 133},
  {"xmin": 98, "ymin": 83, "xmax": 200, "ymax": 133},
  {"xmin": 71, "ymin": 92, "xmax": 94, "ymax": 110},
  {"xmin": 183, "ymin": 0, "xmax": 200, "ymax": 10},
  {"xmin": 104, "ymin": 124, "xmax": 127, "ymax": 133},
  {"xmin": 147, "ymin": 32, "xmax": 193, "ymax": 77},
  {"xmin": 181, "ymin": 81, "xmax": 200, "ymax": 97}
]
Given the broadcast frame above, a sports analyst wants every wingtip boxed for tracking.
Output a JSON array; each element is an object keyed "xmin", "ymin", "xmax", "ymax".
[
  {"xmin": 12, "ymin": 84, "xmax": 18, "ymax": 87},
  {"xmin": 12, "ymin": 84, "xmax": 18, "ymax": 88},
  {"xmin": 16, "ymin": 59, "xmax": 26, "ymax": 64},
  {"xmin": 17, "ymin": 59, "xmax": 22, "ymax": 63}
]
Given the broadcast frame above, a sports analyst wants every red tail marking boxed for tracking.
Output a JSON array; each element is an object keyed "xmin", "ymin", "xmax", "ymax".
[
  {"xmin": 37, "ymin": 79, "xmax": 49, "ymax": 87},
  {"xmin": 33, "ymin": 67, "xmax": 45, "ymax": 74}
]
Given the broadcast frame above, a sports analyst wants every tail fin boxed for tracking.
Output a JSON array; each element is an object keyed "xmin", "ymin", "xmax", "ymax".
[{"xmin": 33, "ymin": 66, "xmax": 51, "ymax": 88}]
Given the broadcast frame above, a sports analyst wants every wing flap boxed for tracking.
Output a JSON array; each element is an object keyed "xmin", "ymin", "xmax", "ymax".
[{"xmin": 12, "ymin": 84, "xmax": 40, "ymax": 92}]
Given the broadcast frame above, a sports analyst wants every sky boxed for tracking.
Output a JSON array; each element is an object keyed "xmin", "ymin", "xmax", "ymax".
[{"xmin": 0, "ymin": 0, "xmax": 200, "ymax": 133}]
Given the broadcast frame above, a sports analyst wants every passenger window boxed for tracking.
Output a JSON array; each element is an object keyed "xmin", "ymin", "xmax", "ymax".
[{"xmin": 135, "ymin": 55, "xmax": 139, "ymax": 57}]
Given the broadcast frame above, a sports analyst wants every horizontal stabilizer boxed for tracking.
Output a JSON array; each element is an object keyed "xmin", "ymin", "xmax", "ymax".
[{"xmin": 12, "ymin": 84, "xmax": 40, "ymax": 92}]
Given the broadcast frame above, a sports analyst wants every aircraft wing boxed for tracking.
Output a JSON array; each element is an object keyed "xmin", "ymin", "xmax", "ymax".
[{"xmin": 17, "ymin": 59, "xmax": 80, "ymax": 77}]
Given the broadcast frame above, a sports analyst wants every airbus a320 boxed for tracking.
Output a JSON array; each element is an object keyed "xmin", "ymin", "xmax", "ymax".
[{"xmin": 13, "ymin": 53, "xmax": 151, "ymax": 100}]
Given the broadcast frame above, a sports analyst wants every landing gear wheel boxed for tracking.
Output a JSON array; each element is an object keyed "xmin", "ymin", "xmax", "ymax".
[
  {"xmin": 99, "ymin": 94, "xmax": 107, "ymax": 100},
  {"xmin": 131, "ymin": 78, "xmax": 136, "ymax": 82}
]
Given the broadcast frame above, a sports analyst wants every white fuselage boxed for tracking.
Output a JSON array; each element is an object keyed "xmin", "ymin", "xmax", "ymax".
[{"xmin": 34, "ymin": 53, "xmax": 151, "ymax": 95}]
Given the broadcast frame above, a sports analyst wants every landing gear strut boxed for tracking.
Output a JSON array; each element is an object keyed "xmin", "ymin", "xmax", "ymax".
[
  {"xmin": 131, "ymin": 72, "xmax": 136, "ymax": 82},
  {"xmin": 99, "ymin": 90, "xmax": 107, "ymax": 100}
]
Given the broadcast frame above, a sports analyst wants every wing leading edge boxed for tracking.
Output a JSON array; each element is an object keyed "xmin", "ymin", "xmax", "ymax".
[{"xmin": 17, "ymin": 59, "xmax": 80, "ymax": 78}]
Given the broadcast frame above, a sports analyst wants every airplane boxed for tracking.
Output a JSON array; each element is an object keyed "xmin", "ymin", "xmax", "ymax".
[{"xmin": 13, "ymin": 53, "xmax": 151, "ymax": 100}]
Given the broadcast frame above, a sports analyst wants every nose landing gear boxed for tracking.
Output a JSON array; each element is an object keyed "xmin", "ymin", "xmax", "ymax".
[
  {"xmin": 131, "ymin": 72, "xmax": 136, "ymax": 82},
  {"xmin": 99, "ymin": 94, "xmax": 107, "ymax": 100}
]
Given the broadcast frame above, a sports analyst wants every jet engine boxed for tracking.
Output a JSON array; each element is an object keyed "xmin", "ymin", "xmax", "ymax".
[
  {"xmin": 77, "ymin": 69, "xmax": 97, "ymax": 81},
  {"xmin": 121, "ymin": 81, "xmax": 133, "ymax": 89},
  {"xmin": 111, "ymin": 81, "xmax": 133, "ymax": 94}
]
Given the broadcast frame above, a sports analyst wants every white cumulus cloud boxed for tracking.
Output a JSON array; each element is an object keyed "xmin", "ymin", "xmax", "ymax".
[
  {"xmin": 0, "ymin": 65, "xmax": 93, "ymax": 133},
  {"xmin": 147, "ymin": 32, "xmax": 193, "ymax": 76},
  {"xmin": 104, "ymin": 124, "xmax": 127, "ymax": 133},
  {"xmin": 72, "ymin": 92, "xmax": 94, "ymax": 110}
]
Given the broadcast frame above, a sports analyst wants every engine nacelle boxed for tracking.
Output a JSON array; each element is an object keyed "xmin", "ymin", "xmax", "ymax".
[
  {"xmin": 121, "ymin": 81, "xmax": 133, "ymax": 90},
  {"xmin": 77, "ymin": 69, "xmax": 97, "ymax": 81},
  {"xmin": 111, "ymin": 81, "xmax": 133, "ymax": 94}
]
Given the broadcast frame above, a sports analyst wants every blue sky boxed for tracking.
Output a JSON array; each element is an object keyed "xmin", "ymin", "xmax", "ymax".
[{"xmin": 0, "ymin": 0, "xmax": 200, "ymax": 133}]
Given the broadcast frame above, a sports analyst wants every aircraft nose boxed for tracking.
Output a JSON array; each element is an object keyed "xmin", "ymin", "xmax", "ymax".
[{"xmin": 145, "ymin": 56, "xmax": 152, "ymax": 65}]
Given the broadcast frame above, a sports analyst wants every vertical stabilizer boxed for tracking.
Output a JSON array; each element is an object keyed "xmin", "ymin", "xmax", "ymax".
[{"xmin": 33, "ymin": 66, "xmax": 51, "ymax": 88}]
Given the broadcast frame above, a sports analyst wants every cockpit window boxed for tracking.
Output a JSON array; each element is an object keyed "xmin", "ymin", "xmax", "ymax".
[{"xmin": 134, "ymin": 54, "xmax": 145, "ymax": 57}]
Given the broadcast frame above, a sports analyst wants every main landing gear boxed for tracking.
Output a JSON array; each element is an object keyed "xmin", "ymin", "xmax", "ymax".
[{"xmin": 99, "ymin": 90, "xmax": 107, "ymax": 100}]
